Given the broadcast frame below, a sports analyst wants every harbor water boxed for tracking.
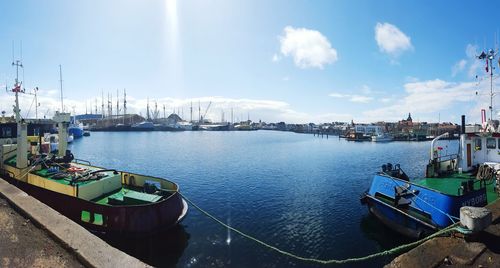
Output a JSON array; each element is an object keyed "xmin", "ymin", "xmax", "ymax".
[{"xmin": 69, "ymin": 131, "xmax": 459, "ymax": 267}]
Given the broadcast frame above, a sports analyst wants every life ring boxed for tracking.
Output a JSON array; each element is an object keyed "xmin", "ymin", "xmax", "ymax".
[
  {"xmin": 67, "ymin": 166, "xmax": 85, "ymax": 173},
  {"xmin": 3, "ymin": 138, "xmax": 13, "ymax": 145}
]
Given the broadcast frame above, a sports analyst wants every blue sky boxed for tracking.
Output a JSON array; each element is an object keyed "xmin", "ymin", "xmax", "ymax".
[{"xmin": 0, "ymin": 0, "xmax": 499, "ymax": 123}]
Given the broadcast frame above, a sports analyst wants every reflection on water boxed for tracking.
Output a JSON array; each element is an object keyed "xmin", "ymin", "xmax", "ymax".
[
  {"xmin": 359, "ymin": 214, "xmax": 413, "ymax": 249},
  {"xmin": 70, "ymin": 132, "xmax": 459, "ymax": 267},
  {"xmin": 100, "ymin": 225, "xmax": 190, "ymax": 267}
]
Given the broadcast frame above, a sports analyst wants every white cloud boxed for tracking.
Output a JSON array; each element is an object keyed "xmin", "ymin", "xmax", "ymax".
[
  {"xmin": 450, "ymin": 44, "xmax": 491, "ymax": 78},
  {"xmin": 328, "ymin": 93, "xmax": 347, "ymax": 98},
  {"xmin": 379, "ymin": 97, "xmax": 392, "ymax": 103},
  {"xmin": 363, "ymin": 79, "xmax": 478, "ymax": 121},
  {"xmin": 350, "ymin": 95, "xmax": 373, "ymax": 103},
  {"xmin": 452, "ymin": 59, "xmax": 467, "ymax": 77},
  {"xmin": 465, "ymin": 44, "xmax": 484, "ymax": 78},
  {"xmin": 328, "ymin": 92, "xmax": 373, "ymax": 103},
  {"xmin": 278, "ymin": 26, "xmax": 338, "ymax": 69},
  {"xmin": 329, "ymin": 84, "xmax": 379, "ymax": 103},
  {"xmin": 375, "ymin": 22, "xmax": 413, "ymax": 57},
  {"xmin": 272, "ymin": 53, "xmax": 280, "ymax": 62},
  {"xmin": 0, "ymin": 91, "xmax": 350, "ymax": 124},
  {"xmin": 465, "ymin": 44, "xmax": 477, "ymax": 58}
]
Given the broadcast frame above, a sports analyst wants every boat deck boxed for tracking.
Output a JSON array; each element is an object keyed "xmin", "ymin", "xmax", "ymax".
[
  {"xmin": 4, "ymin": 156, "xmax": 115, "ymax": 187},
  {"xmin": 92, "ymin": 187, "xmax": 163, "ymax": 206},
  {"xmin": 414, "ymin": 172, "xmax": 497, "ymax": 202},
  {"xmin": 4, "ymin": 156, "xmax": 170, "ymax": 206}
]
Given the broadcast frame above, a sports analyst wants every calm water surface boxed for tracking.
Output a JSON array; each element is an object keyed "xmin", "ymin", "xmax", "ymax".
[{"xmin": 69, "ymin": 131, "xmax": 459, "ymax": 267}]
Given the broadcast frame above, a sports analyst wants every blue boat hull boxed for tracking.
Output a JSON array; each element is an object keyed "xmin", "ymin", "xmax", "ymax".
[
  {"xmin": 68, "ymin": 126, "xmax": 84, "ymax": 138},
  {"xmin": 361, "ymin": 174, "xmax": 487, "ymax": 238}
]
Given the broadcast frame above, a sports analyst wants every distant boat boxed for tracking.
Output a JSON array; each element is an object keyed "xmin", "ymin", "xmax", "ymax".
[
  {"xmin": 234, "ymin": 124, "xmax": 255, "ymax": 131},
  {"xmin": 68, "ymin": 123, "xmax": 84, "ymax": 138},
  {"xmin": 345, "ymin": 132, "xmax": 371, "ymax": 141},
  {"xmin": 83, "ymin": 131, "xmax": 90, "ymax": 137},
  {"xmin": 176, "ymin": 121, "xmax": 193, "ymax": 131},
  {"xmin": 371, "ymin": 133, "xmax": 393, "ymax": 142},
  {"xmin": 199, "ymin": 124, "xmax": 230, "ymax": 131},
  {"xmin": 131, "ymin": 121, "xmax": 154, "ymax": 131}
]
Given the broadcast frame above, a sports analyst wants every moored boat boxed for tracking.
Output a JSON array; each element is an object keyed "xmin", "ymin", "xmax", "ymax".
[
  {"xmin": 0, "ymin": 61, "xmax": 188, "ymax": 236},
  {"xmin": 371, "ymin": 132, "xmax": 393, "ymax": 142},
  {"xmin": 131, "ymin": 121, "xmax": 155, "ymax": 131},
  {"xmin": 361, "ymin": 126, "xmax": 499, "ymax": 238},
  {"xmin": 361, "ymin": 46, "xmax": 500, "ymax": 238},
  {"xmin": 68, "ymin": 120, "xmax": 84, "ymax": 138}
]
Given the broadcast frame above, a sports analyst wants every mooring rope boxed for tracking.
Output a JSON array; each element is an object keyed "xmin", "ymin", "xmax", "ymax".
[
  {"xmin": 385, "ymin": 175, "xmax": 459, "ymax": 224},
  {"xmin": 178, "ymin": 191, "xmax": 463, "ymax": 265}
]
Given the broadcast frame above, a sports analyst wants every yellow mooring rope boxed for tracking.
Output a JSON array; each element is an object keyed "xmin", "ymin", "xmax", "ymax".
[{"xmin": 178, "ymin": 191, "xmax": 462, "ymax": 265}]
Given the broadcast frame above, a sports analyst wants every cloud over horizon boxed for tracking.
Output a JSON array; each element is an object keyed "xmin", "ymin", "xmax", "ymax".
[
  {"xmin": 0, "ymin": 90, "xmax": 354, "ymax": 124},
  {"xmin": 363, "ymin": 78, "xmax": 486, "ymax": 122}
]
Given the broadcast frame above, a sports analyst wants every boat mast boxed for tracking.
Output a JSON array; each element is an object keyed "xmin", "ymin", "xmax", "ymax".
[
  {"xmin": 12, "ymin": 60, "xmax": 23, "ymax": 122},
  {"xmin": 59, "ymin": 65, "xmax": 64, "ymax": 112},
  {"xmin": 116, "ymin": 89, "xmax": 119, "ymax": 121},
  {"xmin": 146, "ymin": 98, "xmax": 150, "ymax": 121},
  {"xmin": 101, "ymin": 90, "xmax": 104, "ymax": 119},
  {"xmin": 478, "ymin": 49, "xmax": 497, "ymax": 121},
  {"xmin": 123, "ymin": 89, "xmax": 127, "ymax": 124}
]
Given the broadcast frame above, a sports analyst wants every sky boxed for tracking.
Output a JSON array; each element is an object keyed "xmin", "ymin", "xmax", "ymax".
[{"xmin": 1, "ymin": 0, "xmax": 500, "ymax": 124}]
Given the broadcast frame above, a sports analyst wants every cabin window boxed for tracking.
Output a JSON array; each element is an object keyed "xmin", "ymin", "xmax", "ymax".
[
  {"xmin": 474, "ymin": 138, "xmax": 482, "ymax": 151},
  {"xmin": 1, "ymin": 127, "xmax": 12, "ymax": 137},
  {"xmin": 487, "ymin": 138, "xmax": 496, "ymax": 149}
]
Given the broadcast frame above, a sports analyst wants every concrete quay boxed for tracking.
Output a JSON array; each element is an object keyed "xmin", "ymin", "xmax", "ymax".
[
  {"xmin": 0, "ymin": 177, "xmax": 150, "ymax": 268},
  {"xmin": 386, "ymin": 199, "xmax": 500, "ymax": 267}
]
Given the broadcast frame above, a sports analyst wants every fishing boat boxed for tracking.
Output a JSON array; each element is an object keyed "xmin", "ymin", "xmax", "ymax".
[
  {"xmin": 361, "ymin": 48, "xmax": 500, "ymax": 238},
  {"xmin": 68, "ymin": 120, "xmax": 84, "ymax": 138},
  {"xmin": 0, "ymin": 61, "xmax": 188, "ymax": 236}
]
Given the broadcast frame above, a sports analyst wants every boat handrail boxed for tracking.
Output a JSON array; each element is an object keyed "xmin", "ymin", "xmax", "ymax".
[
  {"xmin": 434, "ymin": 153, "xmax": 459, "ymax": 163},
  {"xmin": 430, "ymin": 132, "xmax": 449, "ymax": 161},
  {"xmin": 73, "ymin": 158, "xmax": 92, "ymax": 165}
]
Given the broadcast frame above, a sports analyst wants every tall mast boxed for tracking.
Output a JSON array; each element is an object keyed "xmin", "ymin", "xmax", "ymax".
[
  {"xmin": 34, "ymin": 87, "xmax": 38, "ymax": 119},
  {"xmin": 478, "ymin": 49, "xmax": 498, "ymax": 121},
  {"xmin": 190, "ymin": 101, "xmax": 193, "ymax": 122},
  {"xmin": 154, "ymin": 101, "xmax": 158, "ymax": 120},
  {"xmin": 123, "ymin": 89, "xmax": 127, "ymax": 124},
  {"xmin": 146, "ymin": 97, "xmax": 150, "ymax": 121},
  {"xmin": 101, "ymin": 90, "xmax": 104, "ymax": 118},
  {"xmin": 110, "ymin": 92, "xmax": 113, "ymax": 120},
  {"xmin": 116, "ymin": 89, "xmax": 119, "ymax": 119},
  {"xmin": 163, "ymin": 104, "xmax": 166, "ymax": 119},
  {"xmin": 107, "ymin": 93, "xmax": 110, "ymax": 118},
  {"xmin": 12, "ymin": 59, "xmax": 23, "ymax": 122},
  {"xmin": 59, "ymin": 65, "xmax": 64, "ymax": 112}
]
